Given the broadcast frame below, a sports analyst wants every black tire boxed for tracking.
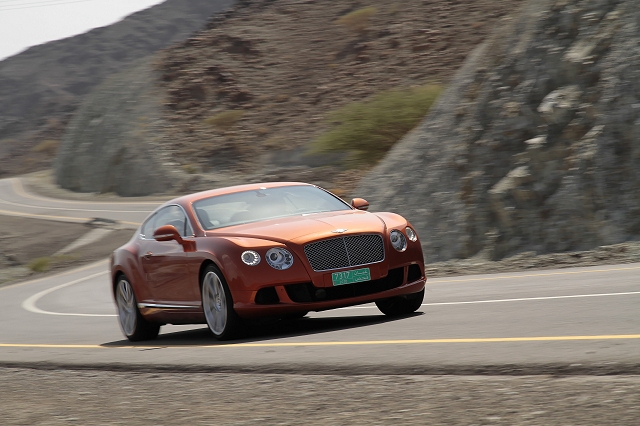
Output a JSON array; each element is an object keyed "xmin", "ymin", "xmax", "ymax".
[
  {"xmin": 115, "ymin": 275, "xmax": 160, "ymax": 342},
  {"xmin": 201, "ymin": 264, "xmax": 244, "ymax": 340},
  {"xmin": 375, "ymin": 288, "xmax": 425, "ymax": 317}
]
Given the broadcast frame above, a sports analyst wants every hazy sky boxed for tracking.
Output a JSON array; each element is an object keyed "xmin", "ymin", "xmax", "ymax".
[{"xmin": 0, "ymin": 0, "xmax": 166, "ymax": 61}]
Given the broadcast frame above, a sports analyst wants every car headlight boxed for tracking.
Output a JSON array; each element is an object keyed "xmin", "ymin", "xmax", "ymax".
[
  {"xmin": 241, "ymin": 250, "xmax": 261, "ymax": 266},
  {"xmin": 265, "ymin": 247, "xmax": 294, "ymax": 270},
  {"xmin": 390, "ymin": 230, "xmax": 407, "ymax": 252},
  {"xmin": 405, "ymin": 226, "xmax": 417, "ymax": 242}
]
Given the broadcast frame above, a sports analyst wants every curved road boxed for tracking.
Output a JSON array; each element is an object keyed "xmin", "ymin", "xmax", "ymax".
[{"xmin": 0, "ymin": 177, "xmax": 639, "ymax": 373}]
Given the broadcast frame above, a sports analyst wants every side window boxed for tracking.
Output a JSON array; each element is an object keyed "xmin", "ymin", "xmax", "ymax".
[{"xmin": 140, "ymin": 206, "xmax": 193, "ymax": 239}]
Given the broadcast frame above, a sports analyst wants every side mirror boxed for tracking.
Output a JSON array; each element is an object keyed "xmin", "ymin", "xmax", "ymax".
[
  {"xmin": 350, "ymin": 198, "xmax": 370, "ymax": 211},
  {"xmin": 153, "ymin": 225, "xmax": 183, "ymax": 244}
]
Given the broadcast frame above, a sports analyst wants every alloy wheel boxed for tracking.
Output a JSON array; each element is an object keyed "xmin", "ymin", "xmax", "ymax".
[
  {"xmin": 116, "ymin": 278, "xmax": 137, "ymax": 336},
  {"xmin": 203, "ymin": 271, "xmax": 228, "ymax": 335}
]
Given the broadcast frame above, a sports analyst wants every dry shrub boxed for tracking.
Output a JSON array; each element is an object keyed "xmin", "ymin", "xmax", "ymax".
[
  {"xmin": 336, "ymin": 7, "xmax": 377, "ymax": 34},
  {"xmin": 28, "ymin": 257, "xmax": 51, "ymax": 273},
  {"xmin": 203, "ymin": 110, "xmax": 245, "ymax": 129},
  {"xmin": 264, "ymin": 136, "xmax": 288, "ymax": 149},
  {"xmin": 181, "ymin": 164, "xmax": 198, "ymax": 174},
  {"xmin": 31, "ymin": 139, "xmax": 60, "ymax": 155}
]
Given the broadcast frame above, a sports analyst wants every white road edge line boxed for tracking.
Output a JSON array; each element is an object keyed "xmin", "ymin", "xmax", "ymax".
[
  {"xmin": 21, "ymin": 271, "xmax": 116, "ymax": 317},
  {"xmin": 0, "ymin": 194, "xmax": 154, "ymax": 214},
  {"xmin": 339, "ymin": 291, "xmax": 640, "ymax": 310}
]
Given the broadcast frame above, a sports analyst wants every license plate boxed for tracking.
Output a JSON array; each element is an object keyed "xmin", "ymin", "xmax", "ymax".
[{"xmin": 332, "ymin": 268, "xmax": 371, "ymax": 286}]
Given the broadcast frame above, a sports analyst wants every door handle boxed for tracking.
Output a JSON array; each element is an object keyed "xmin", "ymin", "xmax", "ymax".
[{"xmin": 144, "ymin": 252, "xmax": 152, "ymax": 259}]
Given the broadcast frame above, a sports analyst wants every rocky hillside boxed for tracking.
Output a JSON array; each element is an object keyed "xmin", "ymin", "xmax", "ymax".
[
  {"xmin": 0, "ymin": 0, "xmax": 234, "ymax": 178},
  {"xmin": 56, "ymin": 0, "xmax": 525, "ymax": 196},
  {"xmin": 358, "ymin": 0, "xmax": 640, "ymax": 262}
]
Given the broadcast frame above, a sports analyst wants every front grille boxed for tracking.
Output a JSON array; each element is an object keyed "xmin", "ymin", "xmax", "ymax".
[
  {"xmin": 285, "ymin": 267, "xmax": 405, "ymax": 303},
  {"xmin": 303, "ymin": 234, "xmax": 385, "ymax": 272}
]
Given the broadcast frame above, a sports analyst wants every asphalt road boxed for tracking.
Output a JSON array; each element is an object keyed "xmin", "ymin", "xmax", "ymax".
[
  {"xmin": 0, "ymin": 177, "xmax": 155, "ymax": 227},
  {"xmin": 0, "ymin": 177, "xmax": 639, "ymax": 373}
]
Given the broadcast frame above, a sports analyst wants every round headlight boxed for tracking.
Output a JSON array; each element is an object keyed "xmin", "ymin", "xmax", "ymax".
[
  {"xmin": 405, "ymin": 226, "xmax": 417, "ymax": 242},
  {"xmin": 390, "ymin": 230, "xmax": 407, "ymax": 252},
  {"xmin": 241, "ymin": 250, "xmax": 261, "ymax": 266},
  {"xmin": 265, "ymin": 247, "xmax": 294, "ymax": 270}
]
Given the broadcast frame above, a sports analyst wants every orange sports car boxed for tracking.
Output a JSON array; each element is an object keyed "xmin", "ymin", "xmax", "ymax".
[{"xmin": 110, "ymin": 183, "xmax": 426, "ymax": 341}]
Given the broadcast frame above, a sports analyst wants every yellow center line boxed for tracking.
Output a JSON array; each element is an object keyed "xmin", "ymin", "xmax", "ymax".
[{"xmin": 2, "ymin": 334, "xmax": 640, "ymax": 349}]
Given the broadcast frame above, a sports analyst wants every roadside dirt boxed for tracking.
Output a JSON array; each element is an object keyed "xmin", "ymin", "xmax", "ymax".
[
  {"xmin": 425, "ymin": 242, "xmax": 640, "ymax": 278},
  {"xmin": 0, "ymin": 367, "xmax": 638, "ymax": 425},
  {"xmin": 0, "ymin": 215, "xmax": 132, "ymax": 286}
]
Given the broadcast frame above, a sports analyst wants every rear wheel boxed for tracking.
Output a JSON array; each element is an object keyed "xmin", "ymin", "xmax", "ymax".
[
  {"xmin": 375, "ymin": 289, "xmax": 424, "ymax": 317},
  {"xmin": 202, "ymin": 265, "xmax": 244, "ymax": 340},
  {"xmin": 115, "ymin": 275, "xmax": 160, "ymax": 341}
]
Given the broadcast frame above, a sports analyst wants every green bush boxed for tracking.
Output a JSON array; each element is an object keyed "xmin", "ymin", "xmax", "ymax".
[
  {"xmin": 309, "ymin": 85, "xmax": 442, "ymax": 166},
  {"xmin": 336, "ymin": 7, "xmax": 377, "ymax": 34}
]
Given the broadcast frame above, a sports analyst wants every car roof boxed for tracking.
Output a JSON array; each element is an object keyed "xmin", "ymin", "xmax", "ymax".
[{"xmin": 167, "ymin": 182, "xmax": 315, "ymax": 207}]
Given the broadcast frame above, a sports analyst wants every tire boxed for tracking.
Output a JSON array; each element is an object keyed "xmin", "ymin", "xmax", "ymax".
[
  {"xmin": 115, "ymin": 275, "xmax": 160, "ymax": 342},
  {"xmin": 201, "ymin": 265, "xmax": 244, "ymax": 340},
  {"xmin": 375, "ymin": 289, "xmax": 425, "ymax": 317}
]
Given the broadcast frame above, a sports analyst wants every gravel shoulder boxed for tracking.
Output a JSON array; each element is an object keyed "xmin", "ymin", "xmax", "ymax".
[
  {"xmin": 0, "ymin": 214, "xmax": 133, "ymax": 287},
  {"xmin": 1, "ymin": 367, "xmax": 638, "ymax": 425}
]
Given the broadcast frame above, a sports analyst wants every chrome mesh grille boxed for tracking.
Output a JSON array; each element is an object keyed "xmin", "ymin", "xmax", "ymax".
[{"xmin": 304, "ymin": 234, "xmax": 385, "ymax": 272}]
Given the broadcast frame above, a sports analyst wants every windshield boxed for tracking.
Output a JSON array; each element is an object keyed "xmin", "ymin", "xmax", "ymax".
[{"xmin": 192, "ymin": 185, "xmax": 352, "ymax": 230}]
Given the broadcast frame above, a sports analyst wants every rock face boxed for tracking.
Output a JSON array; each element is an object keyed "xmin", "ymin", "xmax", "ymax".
[
  {"xmin": 357, "ymin": 0, "xmax": 640, "ymax": 262},
  {"xmin": 55, "ymin": 59, "xmax": 180, "ymax": 196}
]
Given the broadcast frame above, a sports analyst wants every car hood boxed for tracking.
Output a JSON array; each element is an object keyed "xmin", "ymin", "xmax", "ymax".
[{"xmin": 206, "ymin": 210, "xmax": 387, "ymax": 244}]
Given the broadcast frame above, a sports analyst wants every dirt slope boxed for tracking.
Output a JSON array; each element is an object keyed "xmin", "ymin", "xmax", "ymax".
[{"xmin": 55, "ymin": 0, "xmax": 525, "ymax": 196}]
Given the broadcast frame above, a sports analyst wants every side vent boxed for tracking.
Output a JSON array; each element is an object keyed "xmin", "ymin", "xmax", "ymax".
[{"xmin": 407, "ymin": 264, "xmax": 423, "ymax": 283}]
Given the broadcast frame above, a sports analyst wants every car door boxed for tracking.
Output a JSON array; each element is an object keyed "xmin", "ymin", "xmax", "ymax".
[{"xmin": 139, "ymin": 205, "xmax": 194, "ymax": 305}]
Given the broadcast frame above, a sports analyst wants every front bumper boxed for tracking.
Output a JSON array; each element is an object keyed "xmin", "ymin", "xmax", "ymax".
[{"xmin": 234, "ymin": 264, "xmax": 426, "ymax": 318}]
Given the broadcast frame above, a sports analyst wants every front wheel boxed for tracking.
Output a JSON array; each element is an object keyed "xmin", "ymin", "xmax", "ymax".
[
  {"xmin": 202, "ymin": 265, "xmax": 244, "ymax": 340},
  {"xmin": 375, "ymin": 289, "xmax": 424, "ymax": 317},
  {"xmin": 115, "ymin": 275, "xmax": 160, "ymax": 341}
]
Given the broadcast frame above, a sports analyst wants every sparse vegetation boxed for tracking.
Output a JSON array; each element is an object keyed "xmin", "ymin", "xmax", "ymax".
[
  {"xmin": 28, "ymin": 257, "xmax": 51, "ymax": 273},
  {"xmin": 181, "ymin": 164, "xmax": 198, "ymax": 174},
  {"xmin": 264, "ymin": 136, "xmax": 288, "ymax": 149},
  {"xmin": 31, "ymin": 139, "xmax": 60, "ymax": 156},
  {"xmin": 309, "ymin": 85, "xmax": 442, "ymax": 166},
  {"xmin": 336, "ymin": 7, "xmax": 377, "ymax": 34},
  {"xmin": 203, "ymin": 110, "xmax": 245, "ymax": 130}
]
